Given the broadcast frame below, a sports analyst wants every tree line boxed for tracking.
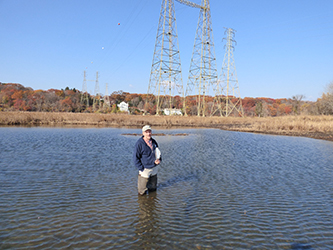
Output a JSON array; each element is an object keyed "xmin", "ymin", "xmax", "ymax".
[{"xmin": 1, "ymin": 82, "xmax": 333, "ymax": 116}]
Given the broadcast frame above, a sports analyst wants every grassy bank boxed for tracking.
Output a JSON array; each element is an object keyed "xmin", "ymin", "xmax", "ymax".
[{"xmin": 1, "ymin": 111, "xmax": 333, "ymax": 141}]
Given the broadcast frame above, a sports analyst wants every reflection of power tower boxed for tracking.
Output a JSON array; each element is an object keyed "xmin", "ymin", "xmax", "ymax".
[
  {"xmin": 81, "ymin": 70, "xmax": 89, "ymax": 106},
  {"xmin": 179, "ymin": 0, "xmax": 219, "ymax": 117},
  {"xmin": 93, "ymin": 72, "xmax": 100, "ymax": 110},
  {"xmin": 219, "ymin": 28, "xmax": 243, "ymax": 117},
  {"xmin": 146, "ymin": 0, "xmax": 184, "ymax": 115}
]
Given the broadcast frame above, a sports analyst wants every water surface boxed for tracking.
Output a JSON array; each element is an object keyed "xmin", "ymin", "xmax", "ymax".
[{"xmin": 1, "ymin": 127, "xmax": 333, "ymax": 249}]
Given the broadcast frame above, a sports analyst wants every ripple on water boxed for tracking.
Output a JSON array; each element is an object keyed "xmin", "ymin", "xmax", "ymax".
[{"xmin": 1, "ymin": 128, "xmax": 333, "ymax": 249}]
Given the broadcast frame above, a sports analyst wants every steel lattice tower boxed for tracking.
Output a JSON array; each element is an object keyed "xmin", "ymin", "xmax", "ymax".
[
  {"xmin": 218, "ymin": 28, "xmax": 243, "ymax": 117},
  {"xmin": 182, "ymin": 0, "xmax": 219, "ymax": 117},
  {"xmin": 81, "ymin": 70, "xmax": 89, "ymax": 107},
  {"xmin": 146, "ymin": 0, "xmax": 184, "ymax": 115},
  {"xmin": 93, "ymin": 72, "xmax": 100, "ymax": 110},
  {"xmin": 104, "ymin": 83, "xmax": 110, "ymax": 107}
]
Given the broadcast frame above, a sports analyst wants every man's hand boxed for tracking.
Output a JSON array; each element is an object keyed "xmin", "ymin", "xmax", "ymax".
[{"xmin": 155, "ymin": 159, "xmax": 161, "ymax": 165}]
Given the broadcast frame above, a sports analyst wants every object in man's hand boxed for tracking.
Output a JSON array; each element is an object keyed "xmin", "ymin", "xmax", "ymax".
[{"xmin": 155, "ymin": 148, "xmax": 161, "ymax": 160}]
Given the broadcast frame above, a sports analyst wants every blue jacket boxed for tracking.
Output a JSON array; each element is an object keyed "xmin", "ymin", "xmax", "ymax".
[{"xmin": 133, "ymin": 136, "xmax": 161, "ymax": 171}]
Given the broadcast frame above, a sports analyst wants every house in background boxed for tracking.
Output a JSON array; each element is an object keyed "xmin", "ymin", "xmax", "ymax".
[
  {"xmin": 117, "ymin": 101, "xmax": 129, "ymax": 113},
  {"xmin": 163, "ymin": 108, "xmax": 182, "ymax": 116}
]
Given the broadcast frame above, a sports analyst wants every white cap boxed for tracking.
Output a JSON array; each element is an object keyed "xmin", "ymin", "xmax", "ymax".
[{"xmin": 142, "ymin": 125, "xmax": 152, "ymax": 132}]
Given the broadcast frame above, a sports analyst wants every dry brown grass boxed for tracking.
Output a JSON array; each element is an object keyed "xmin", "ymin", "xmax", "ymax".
[
  {"xmin": 0, "ymin": 111, "xmax": 248, "ymax": 127},
  {"xmin": 237, "ymin": 116, "xmax": 333, "ymax": 141},
  {"xmin": 248, "ymin": 115, "xmax": 333, "ymax": 133},
  {"xmin": 1, "ymin": 111, "xmax": 333, "ymax": 141}
]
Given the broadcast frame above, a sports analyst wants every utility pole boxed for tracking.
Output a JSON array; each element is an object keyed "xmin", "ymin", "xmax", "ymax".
[
  {"xmin": 217, "ymin": 28, "xmax": 243, "ymax": 117},
  {"xmin": 146, "ymin": 0, "xmax": 184, "ymax": 116}
]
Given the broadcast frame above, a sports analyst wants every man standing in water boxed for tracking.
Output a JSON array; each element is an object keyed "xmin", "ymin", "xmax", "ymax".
[{"xmin": 133, "ymin": 125, "xmax": 161, "ymax": 195}]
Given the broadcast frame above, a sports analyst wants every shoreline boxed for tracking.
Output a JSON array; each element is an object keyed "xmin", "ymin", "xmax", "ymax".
[{"xmin": 1, "ymin": 111, "xmax": 333, "ymax": 142}]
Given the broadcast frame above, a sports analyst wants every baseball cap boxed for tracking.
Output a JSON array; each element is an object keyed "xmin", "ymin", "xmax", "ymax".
[{"xmin": 142, "ymin": 125, "xmax": 152, "ymax": 132}]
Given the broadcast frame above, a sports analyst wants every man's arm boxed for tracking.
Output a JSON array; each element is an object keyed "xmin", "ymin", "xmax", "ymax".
[{"xmin": 133, "ymin": 142, "xmax": 144, "ymax": 171}]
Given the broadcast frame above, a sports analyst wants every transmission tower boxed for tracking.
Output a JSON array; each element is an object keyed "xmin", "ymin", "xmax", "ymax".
[
  {"xmin": 146, "ymin": 0, "xmax": 184, "ymax": 115},
  {"xmin": 81, "ymin": 70, "xmax": 89, "ymax": 107},
  {"xmin": 218, "ymin": 28, "xmax": 243, "ymax": 117},
  {"xmin": 104, "ymin": 83, "xmax": 110, "ymax": 107},
  {"xmin": 93, "ymin": 72, "xmax": 100, "ymax": 110},
  {"xmin": 179, "ymin": 0, "xmax": 219, "ymax": 117}
]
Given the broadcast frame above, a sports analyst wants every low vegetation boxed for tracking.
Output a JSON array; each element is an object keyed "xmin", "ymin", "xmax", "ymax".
[
  {"xmin": 1, "ymin": 82, "xmax": 333, "ymax": 141},
  {"xmin": 1, "ymin": 82, "xmax": 333, "ymax": 116},
  {"xmin": 1, "ymin": 112, "xmax": 333, "ymax": 141}
]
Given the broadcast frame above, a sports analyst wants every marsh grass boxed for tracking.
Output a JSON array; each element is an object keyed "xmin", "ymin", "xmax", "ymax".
[
  {"xmin": 0, "ymin": 111, "xmax": 245, "ymax": 127},
  {"xmin": 249, "ymin": 116, "xmax": 333, "ymax": 133},
  {"xmin": 1, "ymin": 112, "xmax": 333, "ymax": 141}
]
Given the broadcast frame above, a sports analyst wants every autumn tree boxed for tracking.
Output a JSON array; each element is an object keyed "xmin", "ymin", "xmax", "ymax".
[
  {"xmin": 1, "ymin": 82, "xmax": 320, "ymax": 117},
  {"xmin": 291, "ymin": 94, "xmax": 305, "ymax": 115},
  {"xmin": 316, "ymin": 82, "xmax": 333, "ymax": 115}
]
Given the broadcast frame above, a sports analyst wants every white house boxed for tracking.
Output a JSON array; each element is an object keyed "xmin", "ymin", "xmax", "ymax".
[
  {"xmin": 117, "ymin": 101, "xmax": 129, "ymax": 113},
  {"xmin": 163, "ymin": 108, "xmax": 182, "ymax": 116}
]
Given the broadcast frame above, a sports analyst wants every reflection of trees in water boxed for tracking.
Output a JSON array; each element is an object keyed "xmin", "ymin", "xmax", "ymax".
[{"xmin": 135, "ymin": 192, "xmax": 161, "ymax": 248}]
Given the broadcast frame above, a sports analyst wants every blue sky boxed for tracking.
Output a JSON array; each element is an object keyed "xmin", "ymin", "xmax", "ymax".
[{"xmin": 0, "ymin": 0, "xmax": 332, "ymax": 101}]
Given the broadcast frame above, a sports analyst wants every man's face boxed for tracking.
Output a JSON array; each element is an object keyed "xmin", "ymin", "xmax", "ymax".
[{"xmin": 143, "ymin": 129, "xmax": 152, "ymax": 140}]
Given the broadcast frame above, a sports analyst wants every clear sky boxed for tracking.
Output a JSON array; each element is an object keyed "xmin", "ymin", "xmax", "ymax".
[{"xmin": 1, "ymin": 0, "xmax": 332, "ymax": 101}]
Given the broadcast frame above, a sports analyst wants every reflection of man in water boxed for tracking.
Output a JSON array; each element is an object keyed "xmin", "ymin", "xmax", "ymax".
[
  {"xmin": 133, "ymin": 125, "xmax": 161, "ymax": 195},
  {"xmin": 135, "ymin": 192, "xmax": 158, "ymax": 247}
]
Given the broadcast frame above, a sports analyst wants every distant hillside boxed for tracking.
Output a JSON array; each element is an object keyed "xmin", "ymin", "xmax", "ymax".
[{"xmin": 1, "ymin": 82, "xmax": 330, "ymax": 116}]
